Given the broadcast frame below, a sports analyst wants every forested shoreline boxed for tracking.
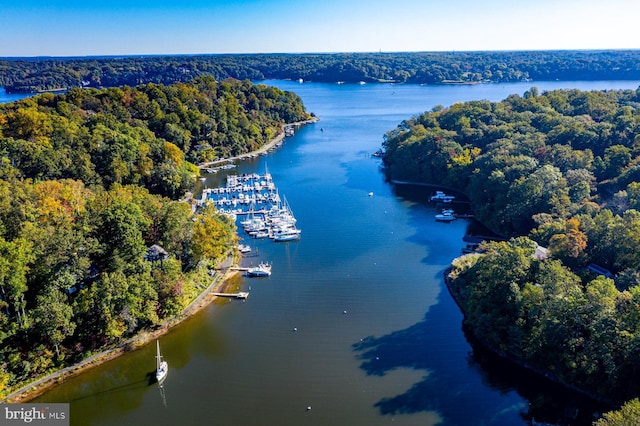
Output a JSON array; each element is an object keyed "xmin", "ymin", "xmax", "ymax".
[
  {"xmin": 0, "ymin": 77, "xmax": 311, "ymax": 396},
  {"xmin": 1, "ymin": 50, "xmax": 640, "ymax": 93},
  {"xmin": 382, "ymin": 86, "xmax": 640, "ymax": 410}
]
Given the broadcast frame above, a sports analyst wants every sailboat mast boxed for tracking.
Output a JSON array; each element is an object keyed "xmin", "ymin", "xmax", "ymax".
[{"xmin": 156, "ymin": 340, "xmax": 161, "ymax": 369}]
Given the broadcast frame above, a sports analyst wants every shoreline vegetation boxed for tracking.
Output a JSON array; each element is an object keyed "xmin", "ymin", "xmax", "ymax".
[
  {"xmin": 0, "ymin": 118, "xmax": 317, "ymax": 404},
  {"xmin": 0, "ymin": 77, "xmax": 313, "ymax": 401},
  {"xmin": 381, "ymin": 87, "xmax": 640, "ymax": 411},
  {"xmin": 443, "ymin": 267, "xmax": 614, "ymax": 408},
  {"xmin": 198, "ymin": 117, "xmax": 319, "ymax": 170},
  {"xmin": 2, "ymin": 266, "xmax": 239, "ymax": 404}
]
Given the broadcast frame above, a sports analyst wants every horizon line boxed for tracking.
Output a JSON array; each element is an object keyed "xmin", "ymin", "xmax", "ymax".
[{"xmin": 2, "ymin": 48, "xmax": 640, "ymax": 60}]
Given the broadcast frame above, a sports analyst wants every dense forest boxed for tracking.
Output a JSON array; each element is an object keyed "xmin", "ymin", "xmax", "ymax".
[
  {"xmin": 382, "ymin": 87, "xmax": 640, "ymax": 405},
  {"xmin": 0, "ymin": 77, "xmax": 310, "ymax": 396},
  {"xmin": 1, "ymin": 76, "xmax": 310, "ymax": 197},
  {"xmin": 1, "ymin": 50, "xmax": 640, "ymax": 93}
]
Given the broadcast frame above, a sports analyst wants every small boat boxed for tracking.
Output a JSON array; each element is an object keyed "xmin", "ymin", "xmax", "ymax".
[
  {"xmin": 252, "ymin": 230, "xmax": 269, "ymax": 239},
  {"xmin": 430, "ymin": 191, "xmax": 455, "ymax": 203},
  {"xmin": 368, "ymin": 192, "xmax": 374, "ymax": 197},
  {"xmin": 247, "ymin": 262, "xmax": 272, "ymax": 277},
  {"xmin": 155, "ymin": 340, "xmax": 168, "ymax": 384},
  {"xmin": 272, "ymin": 230, "xmax": 301, "ymax": 242},
  {"xmin": 238, "ymin": 244, "xmax": 252, "ymax": 254},
  {"xmin": 435, "ymin": 209, "xmax": 456, "ymax": 222}
]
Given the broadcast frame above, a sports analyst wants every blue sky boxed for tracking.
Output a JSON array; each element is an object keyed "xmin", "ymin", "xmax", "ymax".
[{"xmin": 0, "ymin": 0, "xmax": 638, "ymax": 56}]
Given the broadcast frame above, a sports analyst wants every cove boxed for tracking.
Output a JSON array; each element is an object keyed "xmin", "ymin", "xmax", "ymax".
[{"xmin": 28, "ymin": 79, "xmax": 640, "ymax": 425}]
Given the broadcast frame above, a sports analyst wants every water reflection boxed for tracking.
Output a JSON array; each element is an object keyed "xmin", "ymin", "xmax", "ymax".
[{"xmin": 157, "ymin": 383, "xmax": 167, "ymax": 408}]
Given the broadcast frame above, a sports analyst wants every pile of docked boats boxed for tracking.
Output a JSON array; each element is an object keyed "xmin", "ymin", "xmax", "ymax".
[
  {"xmin": 430, "ymin": 191, "xmax": 458, "ymax": 221},
  {"xmin": 200, "ymin": 172, "xmax": 280, "ymax": 216},
  {"xmin": 200, "ymin": 170, "xmax": 301, "ymax": 242},
  {"xmin": 241, "ymin": 202, "xmax": 301, "ymax": 241}
]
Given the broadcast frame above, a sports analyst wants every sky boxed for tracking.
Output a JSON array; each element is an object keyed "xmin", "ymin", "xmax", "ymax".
[{"xmin": 0, "ymin": 0, "xmax": 638, "ymax": 57}]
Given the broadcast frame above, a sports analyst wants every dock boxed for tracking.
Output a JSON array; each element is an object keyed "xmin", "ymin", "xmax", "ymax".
[{"xmin": 213, "ymin": 292, "xmax": 249, "ymax": 299}]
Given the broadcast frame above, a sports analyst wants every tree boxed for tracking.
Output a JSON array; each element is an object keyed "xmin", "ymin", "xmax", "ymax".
[
  {"xmin": 93, "ymin": 199, "xmax": 150, "ymax": 273},
  {"xmin": 191, "ymin": 203, "xmax": 236, "ymax": 266},
  {"xmin": 31, "ymin": 287, "xmax": 75, "ymax": 356},
  {"xmin": 0, "ymin": 237, "xmax": 34, "ymax": 326},
  {"xmin": 595, "ymin": 398, "xmax": 640, "ymax": 425}
]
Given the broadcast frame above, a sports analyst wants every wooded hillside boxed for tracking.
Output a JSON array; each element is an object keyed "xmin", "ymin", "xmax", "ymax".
[
  {"xmin": 383, "ymin": 86, "xmax": 640, "ymax": 403},
  {"xmin": 0, "ymin": 77, "xmax": 310, "ymax": 396}
]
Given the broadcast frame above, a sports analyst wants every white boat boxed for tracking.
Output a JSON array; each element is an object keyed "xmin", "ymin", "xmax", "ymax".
[
  {"xmin": 247, "ymin": 262, "xmax": 272, "ymax": 277},
  {"xmin": 155, "ymin": 340, "xmax": 168, "ymax": 384},
  {"xmin": 238, "ymin": 244, "xmax": 252, "ymax": 254},
  {"xmin": 272, "ymin": 229, "xmax": 301, "ymax": 241},
  {"xmin": 252, "ymin": 230, "xmax": 269, "ymax": 239},
  {"xmin": 435, "ymin": 209, "xmax": 456, "ymax": 222},
  {"xmin": 430, "ymin": 191, "xmax": 455, "ymax": 203}
]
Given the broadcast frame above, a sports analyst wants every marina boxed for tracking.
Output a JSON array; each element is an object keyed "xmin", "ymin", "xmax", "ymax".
[{"xmin": 199, "ymin": 167, "xmax": 301, "ymax": 243}]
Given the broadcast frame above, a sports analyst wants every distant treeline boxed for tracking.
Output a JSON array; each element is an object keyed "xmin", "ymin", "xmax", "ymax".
[{"xmin": 1, "ymin": 50, "xmax": 640, "ymax": 93}]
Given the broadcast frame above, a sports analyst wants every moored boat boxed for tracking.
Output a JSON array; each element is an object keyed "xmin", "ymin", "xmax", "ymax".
[
  {"xmin": 272, "ymin": 229, "xmax": 301, "ymax": 241},
  {"xmin": 155, "ymin": 340, "xmax": 168, "ymax": 384},
  {"xmin": 435, "ymin": 209, "xmax": 456, "ymax": 222},
  {"xmin": 430, "ymin": 191, "xmax": 455, "ymax": 203},
  {"xmin": 247, "ymin": 262, "xmax": 272, "ymax": 277}
]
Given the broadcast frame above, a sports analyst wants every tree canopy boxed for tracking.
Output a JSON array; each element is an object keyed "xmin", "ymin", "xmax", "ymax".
[{"xmin": 2, "ymin": 50, "xmax": 640, "ymax": 93}]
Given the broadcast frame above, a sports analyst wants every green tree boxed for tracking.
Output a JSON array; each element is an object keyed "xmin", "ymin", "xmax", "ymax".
[
  {"xmin": 594, "ymin": 398, "xmax": 640, "ymax": 425},
  {"xmin": 31, "ymin": 287, "xmax": 75, "ymax": 356},
  {"xmin": 0, "ymin": 237, "xmax": 34, "ymax": 326},
  {"xmin": 191, "ymin": 203, "xmax": 236, "ymax": 266}
]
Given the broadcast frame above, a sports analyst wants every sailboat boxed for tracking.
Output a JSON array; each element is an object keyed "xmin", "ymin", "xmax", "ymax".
[{"xmin": 155, "ymin": 339, "xmax": 168, "ymax": 384}]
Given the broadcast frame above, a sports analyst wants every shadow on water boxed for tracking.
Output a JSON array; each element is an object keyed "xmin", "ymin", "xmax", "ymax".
[
  {"xmin": 352, "ymin": 183, "xmax": 607, "ymax": 425},
  {"xmin": 352, "ymin": 274, "xmax": 606, "ymax": 425},
  {"xmin": 68, "ymin": 375, "xmax": 150, "ymax": 404},
  {"xmin": 353, "ymin": 270, "xmax": 522, "ymax": 425}
]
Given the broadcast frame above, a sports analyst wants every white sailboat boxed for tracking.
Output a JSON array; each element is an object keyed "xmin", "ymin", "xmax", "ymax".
[{"xmin": 155, "ymin": 339, "xmax": 168, "ymax": 384}]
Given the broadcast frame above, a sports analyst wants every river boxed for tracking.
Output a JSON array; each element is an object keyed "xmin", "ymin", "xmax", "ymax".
[{"xmin": 4, "ymin": 79, "xmax": 640, "ymax": 425}]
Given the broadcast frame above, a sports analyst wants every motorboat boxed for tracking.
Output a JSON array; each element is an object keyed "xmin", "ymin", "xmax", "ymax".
[
  {"xmin": 272, "ymin": 229, "xmax": 301, "ymax": 241},
  {"xmin": 247, "ymin": 262, "xmax": 272, "ymax": 277},
  {"xmin": 430, "ymin": 191, "xmax": 455, "ymax": 203},
  {"xmin": 435, "ymin": 209, "xmax": 457, "ymax": 222}
]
